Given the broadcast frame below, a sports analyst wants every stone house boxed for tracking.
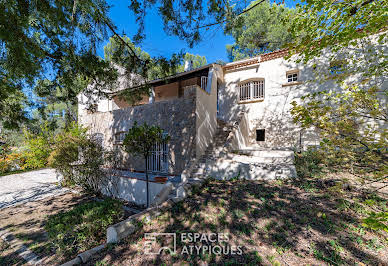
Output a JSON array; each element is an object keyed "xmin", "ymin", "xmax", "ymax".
[
  {"xmin": 78, "ymin": 37, "xmax": 386, "ymax": 180},
  {"xmin": 78, "ymin": 64, "xmax": 222, "ymax": 176}
]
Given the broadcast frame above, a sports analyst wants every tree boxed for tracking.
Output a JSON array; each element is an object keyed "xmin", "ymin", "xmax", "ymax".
[
  {"xmin": 287, "ymin": 1, "xmax": 387, "ymax": 178},
  {"xmin": 177, "ymin": 53, "xmax": 207, "ymax": 72},
  {"xmin": 287, "ymin": 0, "xmax": 387, "ymax": 234},
  {"xmin": 122, "ymin": 122, "xmax": 170, "ymax": 208},
  {"xmin": 1, "ymin": 0, "xmax": 254, "ymax": 129},
  {"xmin": 225, "ymin": 0, "xmax": 297, "ymax": 61}
]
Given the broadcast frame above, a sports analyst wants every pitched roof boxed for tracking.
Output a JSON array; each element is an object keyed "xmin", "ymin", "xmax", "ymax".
[{"xmin": 223, "ymin": 49, "xmax": 290, "ymax": 71}]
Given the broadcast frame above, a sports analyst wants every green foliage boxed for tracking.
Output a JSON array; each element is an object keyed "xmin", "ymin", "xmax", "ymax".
[
  {"xmin": 177, "ymin": 53, "xmax": 207, "ymax": 72},
  {"xmin": 48, "ymin": 122, "xmax": 111, "ymax": 193},
  {"xmin": 288, "ymin": 0, "xmax": 387, "ymax": 182},
  {"xmin": 225, "ymin": 1, "xmax": 296, "ymax": 61},
  {"xmin": 0, "ymin": 0, "xmax": 118, "ymax": 129},
  {"xmin": 23, "ymin": 123, "xmax": 55, "ymax": 169},
  {"xmin": 291, "ymin": 85, "xmax": 387, "ymax": 178},
  {"xmin": 294, "ymin": 148, "xmax": 324, "ymax": 178},
  {"xmin": 362, "ymin": 212, "xmax": 388, "ymax": 233},
  {"xmin": 123, "ymin": 121, "xmax": 170, "ymax": 207},
  {"xmin": 123, "ymin": 122, "xmax": 170, "ymax": 158},
  {"xmin": 288, "ymin": 0, "xmax": 387, "ymax": 66},
  {"xmin": 104, "ymin": 35, "xmax": 151, "ymax": 65},
  {"xmin": 45, "ymin": 198, "xmax": 123, "ymax": 257},
  {"xmin": 48, "ymin": 122, "xmax": 88, "ymax": 185}
]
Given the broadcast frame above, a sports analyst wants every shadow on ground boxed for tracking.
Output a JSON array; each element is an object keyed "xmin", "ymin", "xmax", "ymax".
[{"xmin": 87, "ymin": 177, "xmax": 388, "ymax": 265}]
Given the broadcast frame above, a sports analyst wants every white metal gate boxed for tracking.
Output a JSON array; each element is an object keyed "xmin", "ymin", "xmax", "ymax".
[{"xmin": 147, "ymin": 138, "xmax": 169, "ymax": 173}]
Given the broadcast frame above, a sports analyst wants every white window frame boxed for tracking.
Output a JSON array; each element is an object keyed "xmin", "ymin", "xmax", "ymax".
[
  {"xmin": 147, "ymin": 132, "xmax": 169, "ymax": 173},
  {"xmin": 238, "ymin": 79, "xmax": 265, "ymax": 103},
  {"xmin": 286, "ymin": 70, "xmax": 299, "ymax": 83},
  {"xmin": 201, "ymin": 76, "xmax": 208, "ymax": 91}
]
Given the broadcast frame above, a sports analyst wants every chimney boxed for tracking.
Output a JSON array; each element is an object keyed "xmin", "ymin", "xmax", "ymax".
[{"xmin": 184, "ymin": 60, "xmax": 193, "ymax": 71}]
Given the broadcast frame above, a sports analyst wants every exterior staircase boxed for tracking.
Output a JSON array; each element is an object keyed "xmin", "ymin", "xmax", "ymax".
[{"xmin": 168, "ymin": 119, "xmax": 297, "ymax": 199}]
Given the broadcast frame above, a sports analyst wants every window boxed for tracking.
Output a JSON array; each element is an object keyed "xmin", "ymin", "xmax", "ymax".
[
  {"xmin": 287, "ymin": 72, "xmax": 298, "ymax": 83},
  {"xmin": 201, "ymin": 76, "xmax": 208, "ymax": 91},
  {"xmin": 147, "ymin": 132, "xmax": 169, "ymax": 173},
  {"xmin": 256, "ymin": 129, "xmax": 265, "ymax": 141},
  {"xmin": 114, "ymin": 132, "xmax": 126, "ymax": 144},
  {"xmin": 238, "ymin": 80, "xmax": 265, "ymax": 102}
]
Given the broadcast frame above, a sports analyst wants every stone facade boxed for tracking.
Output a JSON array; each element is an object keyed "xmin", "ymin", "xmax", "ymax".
[{"xmin": 79, "ymin": 87, "xmax": 198, "ymax": 175}]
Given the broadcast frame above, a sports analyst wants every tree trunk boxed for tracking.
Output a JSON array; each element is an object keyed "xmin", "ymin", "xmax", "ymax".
[{"xmin": 145, "ymin": 156, "xmax": 149, "ymax": 208}]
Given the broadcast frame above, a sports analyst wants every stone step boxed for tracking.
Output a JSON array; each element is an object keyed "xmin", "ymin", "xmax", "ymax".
[
  {"xmin": 235, "ymin": 149, "xmax": 294, "ymax": 157},
  {"xmin": 191, "ymin": 157, "xmax": 297, "ymax": 180}
]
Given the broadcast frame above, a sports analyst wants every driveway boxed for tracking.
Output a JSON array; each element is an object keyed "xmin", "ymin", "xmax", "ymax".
[{"xmin": 0, "ymin": 168, "xmax": 68, "ymax": 210}]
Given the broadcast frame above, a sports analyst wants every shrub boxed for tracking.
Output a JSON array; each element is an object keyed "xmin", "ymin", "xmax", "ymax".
[
  {"xmin": 294, "ymin": 148, "xmax": 324, "ymax": 178},
  {"xmin": 0, "ymin": 152, "xmax": 26, "ymax": 174},
  {"xmin": 48, "ymin": 123, "xmax": 88, "ymax": 185},
  {"xmin": 45, "ymin": 198, "xmax": 124, "ymax": 257},
  {"xmin": 23, "ymin": 123, "xmax": 54, "ymax": 169},
  {"xmin": 48, "ymin": 122, "xmax": 114, "ymax": 194}
]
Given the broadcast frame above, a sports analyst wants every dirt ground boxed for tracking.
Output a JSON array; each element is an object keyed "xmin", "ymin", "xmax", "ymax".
[
  {"xmin": 87, "ymin": 174, "xmax": 388, "ymax": 266},
  {"xmin": 0, "ymin": 192, "xmax": 90, "ymax": 265}
]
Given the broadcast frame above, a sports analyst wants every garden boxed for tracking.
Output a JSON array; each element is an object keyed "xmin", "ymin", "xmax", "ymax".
[{"xmin": 85, "ymin": 150, "xmax": 388, "ymax": 265}]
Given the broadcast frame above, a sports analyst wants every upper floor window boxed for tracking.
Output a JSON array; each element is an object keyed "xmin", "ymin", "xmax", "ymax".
[
  {"xmin": 114, "ymin": 131, "xmax": 126, "ymax": 145},
  {"xmin": 287, "ymin": 71, "xmax": 299, "ymax": 83},
  {"xmin": 238, "ymin": 80, "xmax": 265, "ymax": 103},
  {"xmin": 201, "ymin": 76, "xmax": 208, "ymax": 91}
]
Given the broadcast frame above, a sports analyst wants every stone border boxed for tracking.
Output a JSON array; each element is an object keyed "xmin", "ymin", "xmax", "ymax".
[
  {"xmin": 0, "ymin": 229, "xmax": 42, "ymax": 265},
  {"xmin": 60, "ymin": 244, "xmax": 106, "ymax": 266}
]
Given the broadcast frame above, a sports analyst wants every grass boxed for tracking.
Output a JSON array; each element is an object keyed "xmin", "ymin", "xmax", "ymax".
[{"xmin": 45, "ymin": 198, "xmax": 124, "ymax": 258}]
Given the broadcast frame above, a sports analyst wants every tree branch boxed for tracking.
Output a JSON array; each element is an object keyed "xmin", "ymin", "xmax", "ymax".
[
  {"xmin": 103, "ymin": 20, "xmax": 143, "ymax": 63},
  {"xmin": 197, "ymin": 0, "xmax": 266, "ymax": 29}
]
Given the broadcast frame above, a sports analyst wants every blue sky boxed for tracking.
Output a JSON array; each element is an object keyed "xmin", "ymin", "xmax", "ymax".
[{"xmin": 97, "ymin": 0, "xmax": 300, "ymax": 63}]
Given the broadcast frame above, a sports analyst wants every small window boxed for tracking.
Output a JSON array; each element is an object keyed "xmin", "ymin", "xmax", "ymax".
[
  {"xmin": 256, "ymin": 129, "xmax": 265, "ymax": 141},
  {"xmin": 201, "ymin": 76, "xmax": 208, "ymax": 91},
  {"xmin": 114, "ymin": 132, "xmax": 126, "ymax": 144},
  {"xmin": 287, "ymin": 72, "xmax": 298, "ymax": 83}
]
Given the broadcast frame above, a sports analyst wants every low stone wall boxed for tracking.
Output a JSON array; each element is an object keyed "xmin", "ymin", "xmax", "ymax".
[{"xmin": 102, "ymin": 176, "xmax": 167, "ymax": 206}]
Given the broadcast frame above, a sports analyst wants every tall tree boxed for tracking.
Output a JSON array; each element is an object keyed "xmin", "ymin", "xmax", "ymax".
[
  {"xmin": 225, "ymin": 0, "xmax": 297, "ymax": 61},
  {"xmin": 287, "ymin": 0, "xmax": 387, "ymax": 177},
  {"xmin": 177, "ymin": 53, "xmax": 207, "ymax": 72}
]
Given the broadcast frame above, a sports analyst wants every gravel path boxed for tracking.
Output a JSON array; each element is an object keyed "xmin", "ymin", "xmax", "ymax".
[{"xmin": 0, "ymin": 168, "xmax": 68, "ymax": 210}]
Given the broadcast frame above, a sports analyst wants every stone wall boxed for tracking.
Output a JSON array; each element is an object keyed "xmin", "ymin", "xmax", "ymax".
[{"xmin": 79, "ymin": 88, "xmax": 197, "ymax": 175}]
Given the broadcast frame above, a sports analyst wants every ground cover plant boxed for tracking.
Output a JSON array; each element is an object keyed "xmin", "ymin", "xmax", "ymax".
[
  {"xmin": 45, "ymin": 197, "xmax": 124, "ymax": 258},
  {"xmin": 87, "ymin": 174, "xmax": 388, "ymax": 265},
  {"xmin": 0, "ymin": 193, "xmax": 129, "ymax": 264}
]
